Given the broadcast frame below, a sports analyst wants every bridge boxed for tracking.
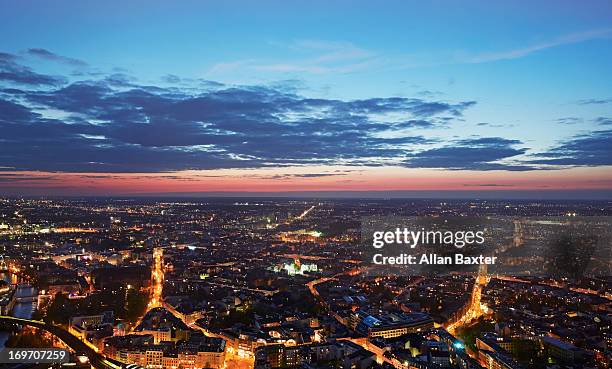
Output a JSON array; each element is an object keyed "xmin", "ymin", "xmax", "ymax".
[
  {"xmin": 0, "ymin": 315, "xmax": 141, "ymax": 369},
  {"xmin": 14, "ymin": 285, "xmax": 38, "ymax": 304},
  {"xmin": 14, "ymin": 296, "xmax": 37, "ymax": 303}
]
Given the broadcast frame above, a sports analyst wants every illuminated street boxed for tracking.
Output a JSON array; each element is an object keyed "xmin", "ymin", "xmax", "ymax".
[
  {"xmin": 148, "ymin": 247, "xmax": 164, "ymax": 309},
  {"xmin": 446, "ymin": 267, "xmax": 489, "ymax": 335}
]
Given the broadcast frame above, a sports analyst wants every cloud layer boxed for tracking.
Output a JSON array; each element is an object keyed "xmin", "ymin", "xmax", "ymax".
[
  {"xmin": 0, "ymin": 51, "xmax": 479, "ymax": 172},
  {"xmin": 529, "ymin": 130, "xmax": 612, "ymax": 167},
  {"xmin": 405, "ymin": 137, "xmax": 532, "ymax": 171},
  {"xmin": 1, "ymin": 49, "xmax": 610, "ymax": 174}
]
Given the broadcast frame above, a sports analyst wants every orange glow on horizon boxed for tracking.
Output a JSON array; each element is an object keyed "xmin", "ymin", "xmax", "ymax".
[{"xmin": 1, "ymin": 166, "xmax": 612, "ymax": 195}]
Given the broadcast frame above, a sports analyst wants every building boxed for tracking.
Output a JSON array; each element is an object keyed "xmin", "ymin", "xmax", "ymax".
[
  {"xmin": 422, "ymin": 340, "xmax": 451, "ymax": 367},
  {"xmin": 70, "ymin": 311, "xmax": 114, "ymax": 329},
  {"xmin": 91, "ymin": 265, "xmax": 151, "ymax": 290},
  {"xmin": 134, "ymin": 307, "xmax": 192, "ymax": 343},
  {"xmin": 341, "ymin": 347, "xmax": 376, "ymax": 369},
  {"xmin": 104, "ymin": 333, "xmax": 225, "ymax": 369},
  {"xmin": 540, "ymin": 336, "xmax": 583, "ymax": 364},
  {"xmin": 432, "ymin": 329, "xmax": 484, "ymax": 369},
  {"xmin": 479, "ymin": 350, "xmax": 523, "ymax": 369},
  {"xmin": 137, "ymin": 328, "xmax": 172, "ymax": 344},
  {"xmin": 476, "ymin": 333, "xmax": 514, "ymax": 356},
  {"xmin": 354, "ymin": 311, "xmax": 434, "ymax": 339},
  {"xmin": 268, "ymin": 258, "xmax": 319, "ymax": 276},
  {"xmin": 255, "ymin": 344, "xmax": 311, "ymax": 368}
]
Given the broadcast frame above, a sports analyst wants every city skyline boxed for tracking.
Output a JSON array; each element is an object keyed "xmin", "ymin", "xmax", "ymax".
[
  {"xmin": 1, "ymin": 197, "xmax": 610, "ymax": 368},
  {"xmin": 1, "ymin": 0, "xmax": 612, "ymax": 197}
]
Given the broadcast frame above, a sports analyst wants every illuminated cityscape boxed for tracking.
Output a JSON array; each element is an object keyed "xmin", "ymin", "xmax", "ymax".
[{"xmin": 0, "ymin": 198, "xmax": 609, "ymax": 369}]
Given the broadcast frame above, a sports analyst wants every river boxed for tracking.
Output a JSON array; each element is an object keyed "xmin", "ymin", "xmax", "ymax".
[{"xmin": 0, "ymin": 272, "xmax": 37, "ymax": 348}]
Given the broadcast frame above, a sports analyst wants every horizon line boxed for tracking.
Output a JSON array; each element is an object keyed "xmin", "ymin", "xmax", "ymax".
[{"xmin": 2, "ymin": 189, "xmax": 611, "ymax": 200}]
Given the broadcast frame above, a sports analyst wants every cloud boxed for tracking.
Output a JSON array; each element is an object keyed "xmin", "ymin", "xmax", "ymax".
[
  {"xmin": 289, "ymin": 39, "xmax": 372, "ymax": 61},
  {"xmin": 214, "ymin": 59, "xmax": 373, "ymax": 75},
  {"xmin": 288, "ymin": 173, "xmax": 344, "ymax": 178},
  {"xmin": 25, "ymin": 48, "xmax": 88, "ymax": 67},
  {"xmin": 212, "ymin": 30, "xmax": 611, "ymax": 78},
  {"xmin": 404, "ymin": 137, "xmax": 533, "ymax": 171},
  {"xmin": 0, "ymin": 52, "xmax": 17, "ymax": 62},
  {"xmin": 263, "ymin": 172, "xmax": 351, "ymax": 180},
  {"xmin": 209, "ymin": 39, "xmax": 376, "ymax": 76},
  {"xmin": 0, "ymin": 56, "xmax": 480, "ymax": 172},
  {"xmin": 555, "ymin": 117, "xmax": 582, "ymax": 125},
  {"xmin": 528, "ymin": 130, "xmax": 612, "ymax": 166},
  {"xmin": 463, "ymin": 183, "xmax": 515, "ymax": 187},
  {"xmin": 0, "ymin": 173, "xmax": 58, "ymax": 183},
  {"xmin": 0, "ymin": 51, "xmax": 64, "ymax": 86},
  {"xmin": 555, "ymin": 116, "xmax": 612, "ymax": 126},
  {"xmin": 161, "ymin": 74, "xmax": 181, "ymax": 83},
  {"xmin": 0, "ymin": 98, "xmax": 38, "ymax": 121},
  {"xmin": 374, "ymin": 28, "xmax": 612, "ymax": 71},
  {"xmin": 576, "ymin": 98, "xmax": 612, "ymax": 105},
  {"xmin": 5, "ymin": 48, "xmax": 609, "ymax": 175},
  {"xmin": 594, "ymin": 117, "xmax": 612, "ymax": 125},
  {"xmin": 462, "ymin": 28, "xmax": 612, "ymax": 63},
  {"xmin": 476, "ymin": 122, "xmax": 513, "ymax": 128}
]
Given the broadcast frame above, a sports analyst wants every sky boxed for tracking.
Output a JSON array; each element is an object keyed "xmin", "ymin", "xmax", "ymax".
[{"xmin": 1, "ymin": 0, "xmax": 612, "ymax": 198}]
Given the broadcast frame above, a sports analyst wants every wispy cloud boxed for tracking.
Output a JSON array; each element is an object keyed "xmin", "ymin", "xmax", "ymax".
[
  {"xmin": 25, "ymin": 48, "xmax": 88, "ymax": 67},
  {"xmin": 0, "ymin": 173, "xmax": 59, "ymax": 183},
  {"xmin": 251, "ymin": 60, "xmax": 375, "ymax": 74},
  {"xmin": 207, "ymin": 59, "xmax": 258, "ymax": 75},
  {"xmin": 461, "ymin": 28, "xmax": 612, "ymax": 63},
  {"xmin": 576, "ymin": 97, "xmax": 612, "ymax": 105},
  {"xmin": 289, "ymin": 39, "xmax": 373, "ymax": 63},
  {"xmin": 463, "ymin": 183, "xmax": 515, "ymax": 187},
  {"xmin": 209, "ymin": 29, "xmax": 612, "ymax": 78},
  {"xmin": 208, "ymin": 39, "xmax": 376, "ymax": 76},
  {"xmin": 555, "ymin": 117, "xmax": 583, "ymax": 125},
  {"xmin": 594, "ymin": 117, "xmax": 612, "ymax": 125}
]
